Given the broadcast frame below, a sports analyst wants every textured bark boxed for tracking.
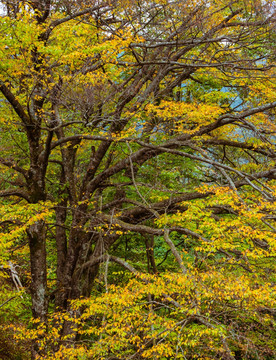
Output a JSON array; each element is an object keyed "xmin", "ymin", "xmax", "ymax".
[
  {"xmin": 27, "ymin": 221, "xmax": 47, "ymax": 359},
  {"xmin": 55, "ymin": 202, "xmax": 68, "ymax": 309},
  {"xmin": 27, "ymin": 221, "xmax": 47, "ymax": 319}
]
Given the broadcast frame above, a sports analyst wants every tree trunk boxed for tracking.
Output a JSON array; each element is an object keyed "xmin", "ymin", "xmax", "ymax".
[
  {"xmin": 55, "ymin": 201, "xmax": 68, "ymax": 310},
  {"xmin": 27, "ymin": 221, "xmax": 48, "ymax": 359}
]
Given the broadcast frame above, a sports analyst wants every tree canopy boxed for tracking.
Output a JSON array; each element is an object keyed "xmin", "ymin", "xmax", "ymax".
[{"xmin": 0, "ymin": 0, "xmax": 275, "ymax": 359}]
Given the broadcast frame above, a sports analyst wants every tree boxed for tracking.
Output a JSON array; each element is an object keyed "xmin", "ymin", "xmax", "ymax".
[{"xmin": 0, "ymin": 0, "xmax": 275, "ymax": 358}]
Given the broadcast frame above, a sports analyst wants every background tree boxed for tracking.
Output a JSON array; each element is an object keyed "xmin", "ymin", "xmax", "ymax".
[{"xmin": 0, "ymin": 0, "xmax": 275, "ymax": 359}]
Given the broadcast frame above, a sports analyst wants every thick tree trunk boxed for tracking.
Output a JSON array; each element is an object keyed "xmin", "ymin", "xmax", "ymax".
[
  {"xmin": 27, "ymin": 221, "xmax": 48, "ymax": 359},
  {"xmin": 55, "ymin": 201, "xmax": 68, "ymax": 309},
  {"xmin": 28, "ymin": 221, "xmax": 48, "ymax": 319}
]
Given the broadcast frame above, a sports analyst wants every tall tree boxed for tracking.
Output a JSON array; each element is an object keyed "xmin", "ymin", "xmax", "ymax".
[{"xmin": 0, "ymin": 0, "xmax": 275, "ymax": 358}]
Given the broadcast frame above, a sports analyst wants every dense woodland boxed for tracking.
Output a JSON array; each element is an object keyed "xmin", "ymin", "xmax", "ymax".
[{"xmin": 0, "ymin": 0, "xmax": 275, "ymax": 359}]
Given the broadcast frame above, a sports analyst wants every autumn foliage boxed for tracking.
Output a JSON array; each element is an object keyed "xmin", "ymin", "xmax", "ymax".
[{"xmin": 0, "ymin": 0, "xmax": 275, "ymax": 359}]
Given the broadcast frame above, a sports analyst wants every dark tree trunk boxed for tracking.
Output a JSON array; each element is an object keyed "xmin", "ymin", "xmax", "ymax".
[
  {"xmin": 55, "ymin": 202, "xmax": 68, "ymax": 309},
  {"xmin": 146, "ymin": 235, "xmax": 158, "ymax": 274}
]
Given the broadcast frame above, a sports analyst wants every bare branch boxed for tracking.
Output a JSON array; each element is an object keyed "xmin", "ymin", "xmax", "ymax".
[
  {"xmin": 0, "ymin": 189, "xmax": 30, "ymax": 202},
  {"xmin": 164, "ymin": 229, "xmax": 187, "ymax": 274}
]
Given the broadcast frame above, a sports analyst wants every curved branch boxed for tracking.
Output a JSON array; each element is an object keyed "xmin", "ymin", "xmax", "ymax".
[
  {"xmin": 41, "ymin": 3, "xmax": 111, "ymax": 40},
  {"xmin": 0, "ymin": 189, "xmax": 30, "ymax": 202},
  {"xmin": 99, "ymin": 214, "xmax": 211, "ymax": 244},
  {"xmin": 202, "ymin": 138, "xmax": 275, "ymax": 158},
  {"xmin": 0, "ymin": 80, "xmax": 30, "ymax": 125}
]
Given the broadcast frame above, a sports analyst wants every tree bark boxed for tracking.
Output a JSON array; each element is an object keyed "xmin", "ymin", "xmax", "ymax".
[{"xmin": 27, "ymin": 221, "xmax": 48, "ymax": 359}]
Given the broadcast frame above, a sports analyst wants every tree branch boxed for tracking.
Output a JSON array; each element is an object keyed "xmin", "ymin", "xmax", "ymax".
[
  {"xmin": 0, "ymin": 189, "xmax": 30, "ymax": 202},
  {"xmin": 0, "ymin": 80, "xmax": 30, "ymax": 125}
]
